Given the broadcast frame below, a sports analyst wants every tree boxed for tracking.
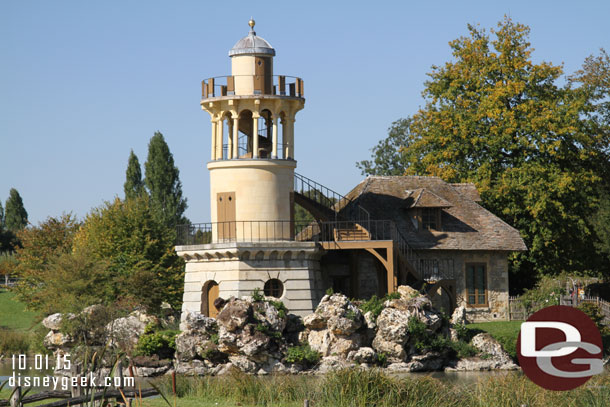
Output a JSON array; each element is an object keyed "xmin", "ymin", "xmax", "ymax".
[
  {"xmin": 124, "ymin": 150, "xmax": 145, "ymax": 200},
  {"xmin": 0, "ymin": 200, "xmax": 4, "ymax": 226},
  {"xmin": 4, "ymin": 188, "xmax": 28, "ymax": 232},
  {"xmin": 357, "ymin": 18, "xmax": 610, "ymax": 289},
  {"xmin": 356, "ymin": 118, "xmax": 413, "ymax": 176},
  {"xmin": 144, "ymin": 132, "xmax": 188, "ymax": 226},
  {"xmin": 72, "ymin": 195, "xmax": 184, "ymax": 311},
  {"xmin": 13, "ymin": 214, "xmax": 81, "ymax": 311}
]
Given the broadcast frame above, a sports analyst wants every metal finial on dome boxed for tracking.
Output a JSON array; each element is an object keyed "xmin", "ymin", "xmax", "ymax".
[{"xmin": 248, "ymin": 18, "xmax": 255, "ymax": 32}]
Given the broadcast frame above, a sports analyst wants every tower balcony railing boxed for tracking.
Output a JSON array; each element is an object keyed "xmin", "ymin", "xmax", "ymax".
[{"xmin": 201, "ymin": 75, "xmax": 304, "ymax": 99}]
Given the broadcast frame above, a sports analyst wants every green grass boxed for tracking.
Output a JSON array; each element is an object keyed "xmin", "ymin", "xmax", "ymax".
[
  {"xmin": 0, "ymin": 289, "xmax": 39, "ymax": 331},
  {"xmin": 137, "ymin": 370, "xmax": 610, "ymax": 407},
  {"xmin": 0, "ymin": 288, "xmax": 45, "ymax": 356},
  {"xmin": 4, "ymin": 370, "xmax": 610, "ymax": 407},
  {"xmin": 466, "ymin": 320, "xmax": 523, "ymax": 360}
]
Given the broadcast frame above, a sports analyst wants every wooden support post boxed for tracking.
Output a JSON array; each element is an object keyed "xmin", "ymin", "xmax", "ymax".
[
  {"xmin": 70, "ymin": 364, "xmax": 82, "ymax": 399},
  {"xmin": 10, "ymin": 386, "xmax": 22, "ymax": 407}
]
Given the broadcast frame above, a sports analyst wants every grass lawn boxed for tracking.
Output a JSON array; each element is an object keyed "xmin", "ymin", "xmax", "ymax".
[
  {"xmin": 466, "ymin": 320, "xmax": 523, "ymax": 360},
  {"xmin": 0, "ymin": 289, "xmax": 39, "ymax": 331}
]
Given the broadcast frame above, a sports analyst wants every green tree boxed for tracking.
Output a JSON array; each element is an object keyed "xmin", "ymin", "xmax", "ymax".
[
  {"xmin": 72, "ymin": 195, "xmax": 184, "ymax": 311},
  {"xmin": 356, "ymin": 118, "xmax": 413, "ymax": 176},
  {"xmin": 124, "ymin": 150, "xmax": 145, "ymax": 200},
  {"xmin": 0, "ymin": 200, "xmax": 4, "ymax": 227},
  {"xmin": 358, "ymin": 18, "xmax": 610, "ymax": 289},
  {"xmin": 4, "ymin": 188, "xmax": 28, "ymax": 232},
  {"xmin": 144, "ymin": 132, "xmax": 188, "ymax": 226},
  {"xmin": 13, "ymin": 214, "xmax": 81, "ymax": 311}
]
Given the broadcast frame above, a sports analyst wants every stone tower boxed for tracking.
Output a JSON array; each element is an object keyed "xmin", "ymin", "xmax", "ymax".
[{"xmin": 177, "ymin": 21, "xmax": 323, "ymax": 319}]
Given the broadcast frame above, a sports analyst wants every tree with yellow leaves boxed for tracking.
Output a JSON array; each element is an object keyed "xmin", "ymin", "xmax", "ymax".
[{"xmin": 358, "ymin": 18, "xmax": 610, "ymax": 290}]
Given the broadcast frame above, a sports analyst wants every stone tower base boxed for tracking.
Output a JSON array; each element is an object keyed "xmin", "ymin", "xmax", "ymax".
[{"xmin": 177, "ymin": 241, "xmax": 324, "ymax": 319}]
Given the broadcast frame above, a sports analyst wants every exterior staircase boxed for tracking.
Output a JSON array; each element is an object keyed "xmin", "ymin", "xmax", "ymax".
[{"xmin": 294, "ymin": 172, "xmax": 420, "ymax": 284}]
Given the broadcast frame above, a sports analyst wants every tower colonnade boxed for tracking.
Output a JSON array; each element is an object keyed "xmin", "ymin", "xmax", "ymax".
[{"xmin": 204, "ymin": 99, "xmax": 300, "ymax": 161}]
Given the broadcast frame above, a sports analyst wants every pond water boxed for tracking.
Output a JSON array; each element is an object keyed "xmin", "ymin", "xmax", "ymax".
[
  {"xmin": 1, "ymin": 357, "xmax": 515, "ymax": 392},
  {"xmin": 0, "ymin": 357, "xmax": 56, "ymax": 390}
]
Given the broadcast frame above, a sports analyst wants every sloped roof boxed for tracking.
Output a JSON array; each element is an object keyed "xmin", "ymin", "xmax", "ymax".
[
  {"xmin": 405, "ymin": 188, "xmax": 453, "ymax": 208},
  {"xmin": 450, "ymin": 183, "xmax": 482, "ymax": 202},
  {"xmin": 342, "ymin": 176, "xmax": 526, "ymax": 251}
]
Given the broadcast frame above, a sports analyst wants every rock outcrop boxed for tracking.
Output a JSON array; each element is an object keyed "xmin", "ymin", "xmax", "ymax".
[
  {"xmin": 43, "ymin": 286, "xmax": 519, "ymax": 376},
  {"xmin": 301, "ymin": 294, "xmax": 366, "ymax": 358}
]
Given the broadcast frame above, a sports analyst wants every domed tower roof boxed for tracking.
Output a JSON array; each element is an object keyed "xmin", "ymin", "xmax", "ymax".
[{"xmin": 229, "ymin": 19, "xmax": 276, "ymax": 57}]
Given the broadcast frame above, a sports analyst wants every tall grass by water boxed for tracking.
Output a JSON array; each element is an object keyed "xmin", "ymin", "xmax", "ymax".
[{"xmin": 150, "ymin": 369, "xmax": 610, "ymax": 407}]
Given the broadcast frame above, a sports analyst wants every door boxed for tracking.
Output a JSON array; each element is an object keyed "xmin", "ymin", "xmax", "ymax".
[
  {"xmin": 202, "ymin": 281, "xmax": 220, "ymax": 318},
  {"xmin": 254, "ymin": 57, "xmax": 267, "ymax": 94},
  {"xmin": 217, "ymin": 192, "xmax": 236, "ymax": 241}
]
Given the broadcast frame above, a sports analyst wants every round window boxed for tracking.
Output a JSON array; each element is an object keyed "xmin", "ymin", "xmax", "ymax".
[{"xmin": 264, "ymin": 279, "xmax": 284, "ymax": 298}]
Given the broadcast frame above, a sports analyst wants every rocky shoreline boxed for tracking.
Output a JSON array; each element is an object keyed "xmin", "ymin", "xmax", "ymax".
[{"xmin": 43, "ymin": 286, "xmax": 518, "ymax": 377}]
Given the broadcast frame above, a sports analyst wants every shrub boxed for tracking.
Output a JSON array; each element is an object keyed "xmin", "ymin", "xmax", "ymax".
[
  {"xmin": 135, "ymin": 329, "xmax": 179, "ymax": 359},
  {"xmin": 285, "ymin": 343, "xmax": 321, "ymax": 367},
  {"xmin": 251, "ymin": 288, "xmax": 264, "ymax": 302},
  {"xmin": 519, "ymin": 275, "xmax": 565, "ymax": 313},
  {"xmin": 360, "ymin": 295, "xmax": 384, "ymax": 318},
  {"xmin": 267, "ymin": 299, "xmax": 287, "ymax": 319},
  {"xmin": 0, "ymin": 329, "xmax": 31, "ymax": 355}
]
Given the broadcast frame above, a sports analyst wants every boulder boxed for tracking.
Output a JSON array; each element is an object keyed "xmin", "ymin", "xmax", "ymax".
[
  {"xmin": 347, "ymin": 347, "xmax": 377, "ymax": 364},
  {"xmin": 303, "ymin": 294, "xmax": 366, "ymax": 358},
  {"xmin": 216, "ymin": 298, "xmax": 252, "ymax": 332},
  {"xmin": 43, "ymin": 331, "xmax": 73, "ymax": 348},
  {"xmin": 174, "ymin": 360, "xmax": 209, "ymax": 375},
  {"xmin": 397, "ymin": 285, "xmax": 420, "ymax": 299},
  {"xmin": 316, "ymin": 356, "xmax": 351, "ymax": 373},
  {"xmin": 470, "ymin": 333, "xmax": 517, "ymax": 368},
  {"xmin": 375, "ymin": 307, "xmax": 411, "ymax": 345},
  {"xmin": 42, "ymin": 313, "xmax": 65, "ymax": 331},
  {"xmin": 450, "ymin": 306, "xmax": 468, "ymax": 325},
  {"xmin": 105, "ymin": 313, "xmax": 148, "ymax": 349},
  {"xmin": 406, "ymin": 352, "xmax": 446, "ymax": 371}
]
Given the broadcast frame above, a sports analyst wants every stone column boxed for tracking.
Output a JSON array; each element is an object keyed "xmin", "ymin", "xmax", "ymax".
[
  {"xmin": 217, "ymin": 117, "xmax": 224, "ymax": 159},
  {"xmin": 211, "ymin": 119, "xmax": 217, "ymax": 160},
  {"xmin": 227, "ymin": 118, "xmax": 233, "ymax": 159},
  {"xmin": 272, "ymin": 116, "xmax": 279, "ymax": 159},
  {"xmin": 232, "ymin": 117, "xmax": 239, "ymax": 158},
  {"xmin": 252, "ymin": 114, "xmax": 259, "ymax": 159},
  {"xmin": 285, "ymin": 116, "xmax": 295, "ymax": 159}
]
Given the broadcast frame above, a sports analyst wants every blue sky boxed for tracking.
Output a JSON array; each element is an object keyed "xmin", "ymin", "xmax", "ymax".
[{"xmin": 2, "ymin": 1, "xmax": 609, "ymax": 225}]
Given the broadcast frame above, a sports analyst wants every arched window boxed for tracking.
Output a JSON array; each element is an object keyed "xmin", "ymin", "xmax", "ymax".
[{"xmin": 264, "ymin": 279, "xmax": 284, "ymax": 298}]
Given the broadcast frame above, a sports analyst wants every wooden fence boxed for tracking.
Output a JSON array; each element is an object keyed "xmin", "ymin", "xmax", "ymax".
[{"xmin": 509, "ymin": 295, "xmax": 610, "ymax": 323}]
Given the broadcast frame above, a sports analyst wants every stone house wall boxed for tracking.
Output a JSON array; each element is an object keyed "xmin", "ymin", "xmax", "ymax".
[{"xmin": 414, "ymin": 250, "xmax": 510, "ymax": 322}]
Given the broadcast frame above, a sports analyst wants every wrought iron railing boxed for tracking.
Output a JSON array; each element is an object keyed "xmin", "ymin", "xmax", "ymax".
[
  {"xmin": 175, "ymin": 219, "xmax": 419, "ymax": 277},
  {"xmin": 418, "ymin": 258, "xmax": 456, "ymax": 282},
  {"xmin": 202, "ymin": 75, "xmax": 304, "ymax": 99},
  {"xmin": 294, "ymin": 173, "xmax": 370, "ymax": 223},
  {"xmin": 176, "ymin": 221, "xmax": 314, "ymax": 245}
]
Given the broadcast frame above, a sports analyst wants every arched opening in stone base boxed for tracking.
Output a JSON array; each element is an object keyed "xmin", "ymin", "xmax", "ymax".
[{"xmin": 201, "ymin": 280, "xmax": 220, "ymax": 318}]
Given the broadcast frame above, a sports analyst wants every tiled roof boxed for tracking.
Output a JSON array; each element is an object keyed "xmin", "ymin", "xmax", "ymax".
[
  {"xmin": 342, "ymin": 176, "xmax": 527, "ymax": 251},
  {"xmin": 405, "ymin": 188, "xmax": 453, "ymax": 208}
]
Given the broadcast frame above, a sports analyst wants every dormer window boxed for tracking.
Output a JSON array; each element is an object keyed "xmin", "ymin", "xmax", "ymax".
[
  {"xmin": 403, "ymin": 188, "xmax": 451, "ymax": 232},
  {"xmin": 422, "ymin": 208, "xmax": 439, "ymax": 230}
]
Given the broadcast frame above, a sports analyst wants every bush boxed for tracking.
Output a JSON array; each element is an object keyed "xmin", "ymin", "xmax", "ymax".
[
  {"xmin": 135, "ymin": 329, "xmax": 179, "ymax": 359},
  {"xmin": 285, "ymin": 343, "xmax": 321, "ymax": 367},
  {"xmin": 359, "ymin": 295, "xmax": 384, "ymax": 318},
  {"xmin": 578, "ymin": 302, "xmax": 610, "ymax": 355},
  {"xmin": 0, "ymin": 329, "xmax": 31, "ymax": 355},
  {"xmin": 359, "ymin": 292, "xmax": 407, "ymax": 321},
  {"xmin": 519, "ymin": 275, "xmax": 565, "ymax": 313}
]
